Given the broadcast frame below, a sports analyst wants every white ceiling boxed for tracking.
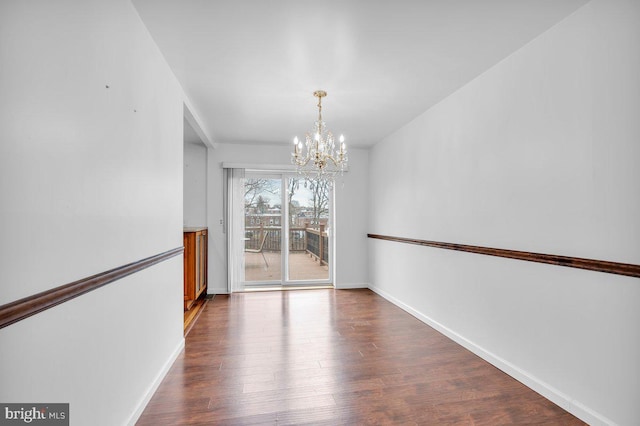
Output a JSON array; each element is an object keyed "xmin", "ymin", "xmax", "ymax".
[{"xmin": 132, "ymin": 0, "xmax": 588, "ymax": 148}]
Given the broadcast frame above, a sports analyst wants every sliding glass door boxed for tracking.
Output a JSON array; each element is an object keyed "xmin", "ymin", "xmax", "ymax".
[{"xmin": 242, "ymin": 172, "xmax": 332, "ymax": 287}]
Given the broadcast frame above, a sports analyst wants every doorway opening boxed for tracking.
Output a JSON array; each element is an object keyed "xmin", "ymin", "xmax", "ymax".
[{"xmin": 241, "ymin": 172, "xmax": 333, "ymax": 290}]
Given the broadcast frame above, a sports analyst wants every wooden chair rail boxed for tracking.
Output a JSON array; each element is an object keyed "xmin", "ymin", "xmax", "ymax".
[
  {"xmin": 0, "ymin": 247, "xmax": 184, "ymax": 329},
  {"xmin": 367, "ymin": 234, "xmax": 640, "ymax": 279}
]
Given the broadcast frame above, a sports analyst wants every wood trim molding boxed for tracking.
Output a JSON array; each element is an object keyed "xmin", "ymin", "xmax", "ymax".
[
  {"xmin": 0, "ymin": 247, "xmax": 184, "ymax": 329},
  {"xmin": 367, "ymin": 234, "xmax": 640, "ymax": 279}
]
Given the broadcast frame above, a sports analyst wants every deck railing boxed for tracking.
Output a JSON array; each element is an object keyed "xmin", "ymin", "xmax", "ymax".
[
  {"xmin": 305, "ymin": 226, "xmax": 329, "ymax": 265},
  {"xmin": 245, "ymin": 225, "xmax": 328, "ymax": 265}
]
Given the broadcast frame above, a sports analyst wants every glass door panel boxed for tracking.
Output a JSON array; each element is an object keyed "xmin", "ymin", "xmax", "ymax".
[
  {"xmin": 243, "ymin": 177, "xmax": 282, "ymax": 283},
  {"xmin": 286, "ymin": 177, "xmax": 330, "ymax": 282}
]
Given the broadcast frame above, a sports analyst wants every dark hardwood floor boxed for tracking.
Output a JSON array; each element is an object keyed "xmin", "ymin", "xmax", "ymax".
[{"xmin": 137, "ymin": 289, "xmax": 585, "ymax": 425}]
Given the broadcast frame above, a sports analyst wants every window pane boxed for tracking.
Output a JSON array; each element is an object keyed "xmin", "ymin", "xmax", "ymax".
[
  {"xmin": 244, "ymin": 177, "xmax": 282, "ymax": 282},
  {"xmin": 287, "ymin": 178, "xmax": 330, "ymax": 281}
]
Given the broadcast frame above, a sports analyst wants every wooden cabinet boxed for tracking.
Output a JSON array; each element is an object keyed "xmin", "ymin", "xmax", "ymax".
[{"xmin": 183, "ymin": 227, "xmax": 207, "ymax": 311}]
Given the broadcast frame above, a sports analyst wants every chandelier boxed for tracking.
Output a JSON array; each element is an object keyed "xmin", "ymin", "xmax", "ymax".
[{"xmin": 291, "ymin": 90, "xmax": 347, "ymax": 179}]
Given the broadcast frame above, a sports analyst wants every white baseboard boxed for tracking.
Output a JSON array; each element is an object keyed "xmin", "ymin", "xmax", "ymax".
[
  {"xmin": 126, "ymin": 338, "xmax": 185, "ymax": 426},
  {"xmin": 209, "ymin": 287, "xmax": 229, "ymax": 294},
  {"xmin": 368, "ymin": 284, "xmax": 614, "ymax": 426},
  {"xmin": 334, "ymin": 282, "xmax": 369, "ymax": 289}
]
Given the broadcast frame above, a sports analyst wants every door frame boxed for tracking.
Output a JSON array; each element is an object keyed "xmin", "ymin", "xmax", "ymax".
[{"xmin": 242, "ymin": 171, "xmax": 334, "ymax": 289}]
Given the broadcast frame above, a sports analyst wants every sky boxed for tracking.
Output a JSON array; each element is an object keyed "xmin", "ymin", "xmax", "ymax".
[{"xmin": 245, "ymin": 177, "xmax": 319, "ymax": 208}]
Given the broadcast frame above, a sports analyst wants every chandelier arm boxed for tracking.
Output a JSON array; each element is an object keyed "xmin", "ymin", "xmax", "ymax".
[
  {"xmin": 325, "ymin": 155, "xmax": 344, "ymax": 168},
  {"xmin": 294, "ymin": 154, "xmax": 311, "ymax": 167}
]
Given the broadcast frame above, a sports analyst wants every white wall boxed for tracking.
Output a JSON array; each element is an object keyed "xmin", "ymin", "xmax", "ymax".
[
  {"xmin": 334, "ymin": 147, "xmax": 370, "ymax": 289},
  {"xmin": 0, "ymin": 1, "xmax": 185, "ymax": 425},
  {"xmin": 184, "ymin": 142, "xmax": 208, "ymax": 226},
  {"xmin": 206, "ymin": 143, "xmax": 369, "ymax": 293},
  {"xmin": 368, "ymin": 0, "xmax": 640, "ymax": 424}
]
